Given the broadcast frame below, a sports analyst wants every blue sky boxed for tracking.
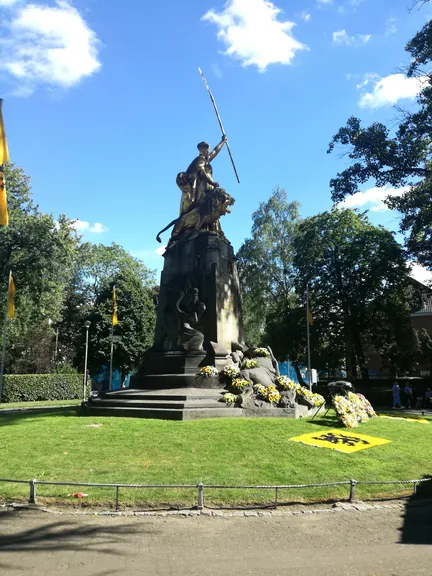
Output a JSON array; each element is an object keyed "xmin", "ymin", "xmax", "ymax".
[{"xmin": 1, "ymin": 0, "xmax": 431, "ymax": 282}]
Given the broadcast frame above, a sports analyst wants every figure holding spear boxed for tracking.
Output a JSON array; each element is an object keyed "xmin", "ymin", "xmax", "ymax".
[{"xmin": 175, "ymin": 68, "xmax": 240, "ymax": 217}]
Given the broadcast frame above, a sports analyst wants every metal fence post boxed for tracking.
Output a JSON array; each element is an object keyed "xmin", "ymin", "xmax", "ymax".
[
  {"xmin": 29, "ymin": 479, "xmax": 37, "ymax": 504},
  {"xmin": 413, "ymin": 482, "xmax": 417, "ymax": 496},
  {"xmin": 197, "ymin": 483, "xmax": 204, "ymax": 511},
  {"xmin": 115, "ymin": 486, "xmax": 120, "ymax": 510},
  {"xmin": 349, "ymin": 479, "xmax": 357, "ymax": 502},
  {"xmin": 274, "ymin": 487, "xmax": 279, "ymax": 509}
]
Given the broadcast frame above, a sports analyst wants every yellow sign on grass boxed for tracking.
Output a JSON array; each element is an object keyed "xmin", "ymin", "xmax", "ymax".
[
  {"xmin": 379, "ymin": 415, "xmax": 429, "ymax": 425},
  {"xmin": 290, "ymin": 429, "xmax": 392, "ymax": 454}
]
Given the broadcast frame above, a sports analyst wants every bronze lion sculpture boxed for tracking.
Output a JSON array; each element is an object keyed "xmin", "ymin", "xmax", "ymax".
[{"xmin": 156, "ymin": 188, "xmax": 235, "ymax": 246}]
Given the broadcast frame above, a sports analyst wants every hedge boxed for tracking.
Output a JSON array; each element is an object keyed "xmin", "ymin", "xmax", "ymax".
[{"xmin": 1, "ymin": 374, "xmax": 89, "ymax": 403}]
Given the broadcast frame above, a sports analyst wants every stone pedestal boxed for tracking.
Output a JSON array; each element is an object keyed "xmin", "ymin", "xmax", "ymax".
[{"xmin": 130, "ymin": 232, "xmax": 244, "ymax": 388}]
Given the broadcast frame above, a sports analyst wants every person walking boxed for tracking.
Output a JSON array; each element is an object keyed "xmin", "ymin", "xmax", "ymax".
[
  {"xmin": 393, "ymin": 382, "xmax": 401, "ymax": 409},
  {"xmin": 404, "ymin": 382, "xmax": 413, "ymax": 409}
]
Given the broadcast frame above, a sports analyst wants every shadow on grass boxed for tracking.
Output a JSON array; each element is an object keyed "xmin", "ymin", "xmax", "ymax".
[
  {"xmin": 400, "ymin": 475, "xmax": 432, "ymax": 545},
  {"xmin": 0, "ymin": 509, "xmax": 158, "ymax": 571},
  {"xmin": 0, "ymin": 407, "xmax": 79, "ymax": 426},
  {"xmin": 307, "ymin": 416, "xmax": 340, "ymax": 428}
]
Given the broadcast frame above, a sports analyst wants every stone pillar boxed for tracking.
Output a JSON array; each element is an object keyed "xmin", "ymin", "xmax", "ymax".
[{"xmin": 133, "ymin": 232, "xmax": 244, "ymax": 384}]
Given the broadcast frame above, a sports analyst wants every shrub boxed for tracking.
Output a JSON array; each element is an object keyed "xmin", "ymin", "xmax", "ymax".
[{"xmin": 1, "ymin": 374, "xmax": 88, "ymax": 403}]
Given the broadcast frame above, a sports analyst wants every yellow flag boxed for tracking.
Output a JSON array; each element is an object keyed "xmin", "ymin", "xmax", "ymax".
[
  {"xmin": 112, "ymin": 286, "xmax": 118, "ymax": 326},
  {"xmin": 0, "ymin": 171, "xmax": 8, "ymax": 226},
  {"xmin": 307, "ymin": 286, "xmax": 313, "ymax": 326},
  {"xmin": 0, "ymin": 99, "xmax": 9, "ymax": 166},
  {"xmin": 8, "ymin": 272, "xmax": 15, "ymax": 320}
]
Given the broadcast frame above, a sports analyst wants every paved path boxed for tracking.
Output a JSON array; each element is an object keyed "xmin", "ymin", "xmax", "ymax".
[{"xmin": 0, "ymin": 501, "xmax": 431, "ymax": 575}]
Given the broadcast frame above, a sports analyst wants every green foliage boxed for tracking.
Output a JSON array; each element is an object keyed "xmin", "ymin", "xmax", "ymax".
[
  {"xmin": 86, "ymin": 267, "xmax": 156, "ymax": 378},
  {"xmin": 236, "ymin": 188, "xmax": 301, "ymax": 346},
  {"xmin": 0, "ymin": 162, "xmax": 157, "ymax": 377},
  {"xmin": 327, "ymin": 19, "xmax": 432, "ymax": 269},
  {"xmin": 293, "ymin": 209, "xmax": 420, "ymax": 377},
  {"xmin": 1, "ymin": 374, "xmax": 87, "ymax": 403},
  {"xmin": 60, "ymin": 243, "xmax": 157, "ymax": 375},
  {"xmin": 0, "ymin": 163, "xmax": 80, "ymax": 373}
]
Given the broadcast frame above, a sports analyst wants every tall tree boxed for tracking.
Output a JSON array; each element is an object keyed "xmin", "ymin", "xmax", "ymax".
[
  {"xmin": 87, "ymin": 268, "xmax": 157, "ymax": 381},
  {"xmin": 60, "ymin": 243, "xmax": 157, "ymax": 374},
  {"xmin": 236, "ymin": 188, "xmax": 301, "ymax": 345},
  {"xmin": 0, "ymin": 164, "xmax": 79, "ymax": 372},
  {"xmin": 293, "ymin": 209, "xmax": 419, "ymax": 378},
  {"xmin": 328, "ymin": 18, "xmax": 432, "ymax": 269}
]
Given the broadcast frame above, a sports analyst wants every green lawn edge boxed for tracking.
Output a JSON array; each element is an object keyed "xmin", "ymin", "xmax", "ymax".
[{"xmin": 0, "ymin": 410, "xmax": 431, "ymax": 508}]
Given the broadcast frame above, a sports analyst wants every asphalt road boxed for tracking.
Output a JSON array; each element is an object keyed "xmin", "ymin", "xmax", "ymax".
[{"xmin": 0, "ymin": 502, "xmax": 431, "ymax": 575}]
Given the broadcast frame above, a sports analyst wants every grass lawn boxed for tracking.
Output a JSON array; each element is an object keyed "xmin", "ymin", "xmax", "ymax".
[
  {"xmin": 0, "ymin": 409, "xmax": 431, "ymax": 508},
  {"xmin": 0, "ymin": 399, "xmax": 82, "ymax": 410}
]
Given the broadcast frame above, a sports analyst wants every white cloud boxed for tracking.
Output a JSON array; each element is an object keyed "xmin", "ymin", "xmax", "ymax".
[
  {"xmin": 300, "ymin": 11, "xmax": 311, "ymax": 22},
  {"xmin": 385, "ymin": 18, "xmax": 397, "ymax": 36},
  {"xmin": 409, "ymin": 262, "xmax": 432, "ymax": 285},
  {"xmin": 73, "ymin": 220, "xmax": 108, "ymax": 234},
  {"xmin": 202, "ymin": 0, "xmax": 307, "ymax": 72},
  {"xmin": 0, "ymin": 0, "xmax": 21, "ymax": 6},
  {"xmin": 358, "ymin": 73, "xmax": 426, "ymax": 109},
  {"xmin": 0, "ymin": 0, "xmax": 101, "ymax": 95},
  {"xmin": 333, "ymin": 29, "xmax": 371, "ymax": 46},
  {"xmin": 154, "ymin": 246, "xmax": 166, "ymax": 256},
  {"xmin": 338, "ymin": 185, "xmax": 409, "ymax": 212}
]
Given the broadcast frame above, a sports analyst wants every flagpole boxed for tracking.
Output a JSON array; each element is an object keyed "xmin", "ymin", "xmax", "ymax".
[
  {"xmin": 306, "ymin": 286, "xmax": 312, "ymax": 391},
  {"xmin": 0, "ymin": 271, "xmax": 11, "ymax": 406}
]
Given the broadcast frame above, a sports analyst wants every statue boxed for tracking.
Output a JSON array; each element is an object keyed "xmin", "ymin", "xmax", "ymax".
[
  {"xmin": 176, "ymin": 287, "xmax": 206, "ymax": 351},
  {"xmin": 156, "ymin": 187, "xmax": 235, "ymax": 246},
  {"xmin": 155, "ymin": 137, "xmax": 235, "ymax": 248},
  {"xmin": 176, "ymin": 137, "xmax": 227, "ymax": 215}
]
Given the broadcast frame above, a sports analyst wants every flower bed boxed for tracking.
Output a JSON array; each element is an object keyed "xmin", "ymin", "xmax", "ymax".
[
  {"xmin": 253, "ymin": 347, "xmax": 270, "ymax": 358},
  {"xmin": 333, "ymin": 392, "xmax": 377, "ymax": 429},
  {"xmin": 198, "ymin": 366, "xmax": 219, "ymax": 378},
  {"xmin": 241, "ymin": 359, "xmax": 259, "ymax": 370}
]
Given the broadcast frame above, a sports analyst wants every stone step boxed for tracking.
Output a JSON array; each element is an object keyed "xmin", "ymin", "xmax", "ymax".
[
  {"xmin": 98, "ymin": 392, "xmax": 224, "ymax": 402},
  {"xmin": 81, "ymin": 404, "xmax": 243, "ymax": 421},
  {"xmin": 89, "ymin": 398, "xmax": 224, "ymax": 410}
]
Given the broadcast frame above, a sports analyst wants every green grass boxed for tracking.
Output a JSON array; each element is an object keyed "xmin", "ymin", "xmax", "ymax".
[
  {"xmin": 0, "ymin": 409, "xmax": 431, "ymax": 508},
  {"xmin": 0, "ymin": 399, "xmax": 82, "ymax": 410}
]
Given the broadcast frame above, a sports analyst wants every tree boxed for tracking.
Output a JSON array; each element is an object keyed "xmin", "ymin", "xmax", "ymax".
[
  {"xmin": 87, "ymin": 268, "xmax": 156, "ymax": 381},
  {"xmin": 236, "ymin": 188, "xmax": 301, "ymax": 346},
  {"xmin": 0, "ymin": 163, "xmax": 80, "ymax": 373},
  {"xmin": 328, "ymin": 18, "xmax": 432, "ymax": 269},
  {"xmin": 293, "ymin": 209, "xmax": 419, "ymax": 378},
  {"xmin": 60, "ymin": 243, "xmax": 157, "ymax": 375}
]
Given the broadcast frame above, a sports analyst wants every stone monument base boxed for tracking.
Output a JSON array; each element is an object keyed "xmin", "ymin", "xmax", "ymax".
[{"xmin": 82, "ymin": 387, "xmax": 319, "ymax": 421}]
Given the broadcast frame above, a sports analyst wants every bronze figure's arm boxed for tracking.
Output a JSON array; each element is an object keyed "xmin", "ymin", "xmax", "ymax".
[{"xmin": 209, "ymin": 135, "xmax": 227, "ymax": 162}]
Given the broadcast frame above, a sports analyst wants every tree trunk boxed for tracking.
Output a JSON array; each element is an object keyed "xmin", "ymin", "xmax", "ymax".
[{"xmin": 355, "ymin": 336, "xmax": 369, "ymax": 379}]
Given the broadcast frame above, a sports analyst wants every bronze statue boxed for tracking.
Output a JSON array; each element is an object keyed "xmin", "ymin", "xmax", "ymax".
[
  {"xmin": 156, "ymin": 187, "xmax": 235, "ymax": 246},
  {"xmin": 176, "ymin": 137, "xmax": 227, "ymax": 216}
]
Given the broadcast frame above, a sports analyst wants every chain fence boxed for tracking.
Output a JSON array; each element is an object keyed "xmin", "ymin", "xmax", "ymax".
[{"xmin": 0, "ymin": 476, "xmax": 431, "ymax": 511}]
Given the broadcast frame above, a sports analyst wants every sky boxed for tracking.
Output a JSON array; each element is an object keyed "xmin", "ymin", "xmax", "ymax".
[{"xmin": 1, "ymin": 0, "xmax": 431, "ymax": 284}]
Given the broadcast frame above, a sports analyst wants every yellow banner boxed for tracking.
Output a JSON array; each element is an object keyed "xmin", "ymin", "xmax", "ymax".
[
  {"xmin": 112, "ymin": 286, "xmax": 118, "ymax": 326},
  {"xmin": 290, "ymin": 429, "xmax": 391, "ymax": 454},
  {"xmin": 8, "ymin": 272, "xmax": 15, "ymax": 320},
  {"xmin": 0, "ymin": 99, "xmax": 9, "ymax": 166}
]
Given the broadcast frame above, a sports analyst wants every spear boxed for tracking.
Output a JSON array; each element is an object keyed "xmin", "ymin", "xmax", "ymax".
[{"xmin": 198, "ymin": 67, "xmax": 240, "ymax": 184}]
